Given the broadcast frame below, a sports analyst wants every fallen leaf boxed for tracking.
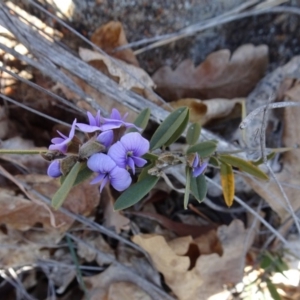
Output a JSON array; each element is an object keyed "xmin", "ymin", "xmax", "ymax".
[
  {"xmin": 133, "ymin": 219, "xmax": 255, "ymax": 300},
  {"xmin": 169, "ymin": 97, "xmax": 242, "ymax": 125},
  {"xmin": 79, "ymin": 47, "xmax": 155, "ymax": 91},
  {"xmin": 0, "ymin": 174, "xmax": 99, "ymax": 231},
  {"xmin": 153, "ymin": 44, "xmax": 268, "ymax": 101},
  {"xmin": 129, "ymin": 211, "xmax": 216, "ymax": 238},
  {"xmin": 245, "ymin": 79, "xmax": 300, "ymax": 222},
  {"xmin": 101, "ymin": 186, "xmax": 130, "ymax": 233},
  {"xmin": 91, "ymin": 21, "xmax": 139, "ymax": 66},
  {"xmin": 0, "ymin": 228, "xmax": 49, "ymax": 268}
]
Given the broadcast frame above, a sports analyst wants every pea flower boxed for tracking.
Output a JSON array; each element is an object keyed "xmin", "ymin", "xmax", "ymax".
[
  {"xmin": 87, "ymin": 153, "xmax": 132, "ymax": 192},
  {"xmin": 101, "ymin": 108, "xmax": 140, "ymax": 131},
  {"xmin": 47, "ymin": 160, "xmax": 62, "ymax": 178},
  {"xmin": 192, "ymin": 153, "xmax": 208, "ymax": 177},
  {"xmin": 108, "ymin": 132, "xmax": 149, "ymax": 174},
  {"xmin": 49, "ymin": 119, "xmax": 77, "ymax": 153},
  {"xmin": 76, "ymin": 110, "xmax": 102, "ymax": 133}
]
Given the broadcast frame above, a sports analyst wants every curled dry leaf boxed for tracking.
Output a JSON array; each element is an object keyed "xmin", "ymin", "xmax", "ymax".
[
  {"xmin": 246, "ymin": 80, "xmax": 300, "ymax": 221},
  {"xmin": 132, "ymin": 219, "xmax": 254, "ymax": 300},
  {"xmin": 0, "ymin": 228, "xmax": 49, "ymax": 268},
  {"xmin": 153, "ymin": 44, "xmax": 268, "ymax": 101},
  {"xmin": 79, "ymin": 48, "xmax": 155, "ymax": 91},
  {"xmin": 0, "ymin": 174, "xmax": 99, "ymax": 231},
  {"xmin": 91, "ymin": 21, "xmax": 139, "ymax": 66},
  {"xmin": 169, "ymin": 97, "xmax": 242, "ymax": 125}
]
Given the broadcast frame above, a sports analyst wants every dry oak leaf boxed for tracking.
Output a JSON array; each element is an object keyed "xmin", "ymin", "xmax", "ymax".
[
  {"xmin": 169, "ymin": 97, "xmax": 243, "ymax": 125},
  {"xmin": 91, "ymin": 21, "xmax": 139, "ymax": 66},
  {"xmin": 0, "ymin": 174, "xmax": 99, "ymax": 231},
  {"xmin": 133, "ymin": 219, "xmax": 254, "ymax": 300},
  {"xmin": 153, "ymin": 44, "xmax": 268, "ymax": 101},
  {"xmin": 0, "ymin": 228, "xmax": 49, "ymax": 268},
  {"xmin": 79, "ymin": 47, "xmax": 155, "ymax": 91},
  {"xmin": 246, "ymin": 81, "xmax": 300, "ymax": 221}
]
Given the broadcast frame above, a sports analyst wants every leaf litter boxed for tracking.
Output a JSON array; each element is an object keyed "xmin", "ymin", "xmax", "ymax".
[{"xmin": 0, "ymin": 1, "xmax": 300, "ymax": 299}]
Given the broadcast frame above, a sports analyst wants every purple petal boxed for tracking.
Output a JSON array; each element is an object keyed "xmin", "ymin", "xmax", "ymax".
[
  {"xmin": 107, "ymin": 142, "xmax": 127, "ymax": 168},
  {"xmin": 57, "ymin": 131, "xmax": 68, "ymax": 139},
  {"xmin": 51, "ymin": 137, "xmax": 65, "ymax": 144},
  {"xmin": 68, "ymin": 119, "xmax": 77, "ymax": 139},
  {"xmin": 110, "ymin": 108, "xmax": 122, "ymax": 120},
  {"xmin": 192, "ymin": 153, "xmax": 199, "ymax": 168},
  {"xmin": 97, "ymin": 130, "xmax": 113, "ymax": 148},
  {"xmin": 193, "ymin": 162, "xmax": 208, "ymax": 178},
  {"xmin": 90, "ymin": 173, "xmax": 105, "ymax": 184},
  {"xmin": 49, "ymin": 143, "xmax": 67, "ymax": 153},
  {"xmin": 47, "ymin": 160, "xmax": 62, "ymax": 178},
  {"xmin": 76, "ymin": 123, "xmax": 101, "ymax": 133},
  {"xmin": 87, "ymin": 153, "xmax": 116, "ymax": 173},
  {"xmin": 99, "ymin": 121, "xmax": 123, "ymax": 131},
  {"xmin": 99, "ymin": 176, "xmax": 109, "ymax": 192},
  {"xmin": 120, "ymin": 132, "xmax": 149, "ymax": 156},
  {"xmin": 110, "ymin": 166, "xmax": 132, "ymax": 191},
  {"xmin": 132, "ymin": 156, "xmax": 147, "ymax": 167},
  {"xmin": 127, "ymin": 157, "xmax": 135, "ymax": 174}
]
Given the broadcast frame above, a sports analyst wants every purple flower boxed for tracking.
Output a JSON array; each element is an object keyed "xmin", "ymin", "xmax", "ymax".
[
  {"xmin": 108, "ymin": 132, "xmax": 149, "ymax": 174},
  {"xmin": 49, "ymin": 119, "xmax": 77, "ymax": 153},
  {"xmin": 96, "ymin": 130, "xmax": 114, "ymax": 148},
  {"xmin": 87, "ymin": 153, "xmax": 132, "ymax": 192},
  {"xmin": 192, "ymin": 153, "xmax": 208, "ymax": 177},
  {"xmin": 101, "ymin": 108, "xmax": 140, "ymax": 131},
  {"xmin": 47, "ymin": 160, "xmax": 62, "ymax": 178},
  {"xmin": 76, "ymin": 110, "xmax": 102, "ymax": 133}
]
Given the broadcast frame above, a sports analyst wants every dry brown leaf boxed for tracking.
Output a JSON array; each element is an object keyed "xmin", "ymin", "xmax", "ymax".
[
  {"xmin": 153, "ymin": 44, "xmax": 268, "ymax": 101},
  {"xmin": 83, "ymin": 264, "xmax": 152, "ymax": 300},
  {"xmin": 91, "ymin": 21, "xmax": 139, "ymax": 66},
  {"xmin": 169, "ymin": 97, "xmax": 242, "ymax": 125},
  {"xmin": 132, "ymin": 219, "xmax": 254, "ymax": 300},
  {"xmin": 0, "ymin": 174, "xmax": 99, "ymax": 231},
  {"xmin": 79, "ymin": 47, "xmax": 155, "ymax": 91},
  {"xmin": 101, "ymin": 186, "xmax": 130, "ymax": 233},
  {"xmin": 246, "ymin": 82, "xmax": 300, "ymax": 221},
  {"xmin": 0, "ymin": 228, "xmax": 49, "ymax": 267}
]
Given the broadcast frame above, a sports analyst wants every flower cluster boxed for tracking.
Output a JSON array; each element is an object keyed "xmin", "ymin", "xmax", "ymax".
[{"xmin": 47, "ymin": 109, "xmax": 149, "ymax": 192}]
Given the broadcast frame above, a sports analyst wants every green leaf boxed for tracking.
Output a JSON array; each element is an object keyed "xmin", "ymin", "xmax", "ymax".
[
  {"xmin": 114, "ymin": 174, "xmax": 159, "ymax": 210},
  {"xmin": 186, "ymin": 123, "xmax": 201, "ymax": 145},
  {"xmin": 73, "ymin": 164, "xmax": 94, "ymax": 186},
  {"xmin": 128, "ymin": 108, "xmax": 151, "ymax": 133},
  {"xmin": 219, "ymin": 154, "xmax": 269, "ymax": 180},
  {"xmin": 220, "ymin": 162, "xmax": 235, "ymax": 207},
  {"xmin": 266, "ymin": 279, "xmax": 281, "ymax": 300},
  {"xmin": 52, "ymin": 161, "xmax": 82, "ymax": 210},
  {"xmin": 138, "ymin": 161, "xmax": 155, "ymax": 181},
  {"xmin": 260, "ymin": 252, "xmax": 273, "ymax": 270},
  {"xmin": 143, "ymin": 152, "xmax": 158, "ymax": 161},
  {"xmin": 184, "ymin": 167, "xmax": 192, "ymax": 209},
  {"xmin": 190, "ymin": 174, "xmax": 207, "ymax": 203},
  {"xmin": 252, "ymin": 152, "xmax": 275, "ymax": 166},
  {"xmin": 164, "ymin": 110, "xmax": 189, "ymax": 147},
  {"xmin": 150, "ymin": 107, "xmax": 189, "ymax": 150},
  {"xmin": 186, "ymin": 141, "xmax": 217, "ymax": 157},
  {"xmin": 209, "ymin": 156, "xmax": 220, "ymax": 167}
]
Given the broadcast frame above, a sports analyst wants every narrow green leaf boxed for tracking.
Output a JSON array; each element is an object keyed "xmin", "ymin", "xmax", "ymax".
[
  {"xmin": 260, "ymin": 253, "xmax": 273, "ymax": 270},
  {"xmin": 209, "ymin": 156, "xmax": 220, "ymax": 167},
  {"xmin": 52, "ymin": 162, "xmax": 82, "ymax": 210},
  {"xmin": 184, "ymin": 167, "xmax": 191, "ymax": 209},
  {"xmin": 186, "ymin": 123, "xmax": 201, "ymax": 145},
  {"xmin": 219, "ymin": 154, "xmax": 269, "ymax": 180},
  {"xmin": 128, "ymin": 108, "xmax": 151, "ymax": 133},
  {"xmin": 150, "ymin": 107, "xmax": 189, "ymax": 150},
  {"xmin": 252, "ymin": 152, "xmax": 275, "ymax": 166},
  {"xmin": 73, "ymin": 164, "xmax": 93, "ymax": 186},
  {"xmin": 143, "ymin": 152, "xmax": 158, "ymax": 161},
  {"xmin": 266, "ymin": 279, "xmax": 281, "ymax": 300},
  {"xmin": 186, "ymin": 141, "xmax": 217, "ymax": 157},
  {"xmin": 138, "ymin": 161, "xmax": 155, "ymax": 181},
  {"xmin": 220, "ymin": 162, "xmax": 235, "ymax": 207},
  {"xmin": 164, "ymin": 109, "xmax": 189, "ymax": 147},
  {"xmin": 190, "ymin": 174, "xmax": 207, "ymax": 202},
  {"xmin": 114, "ymin": 174, "xmax": 159, "ymax": 210}
]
